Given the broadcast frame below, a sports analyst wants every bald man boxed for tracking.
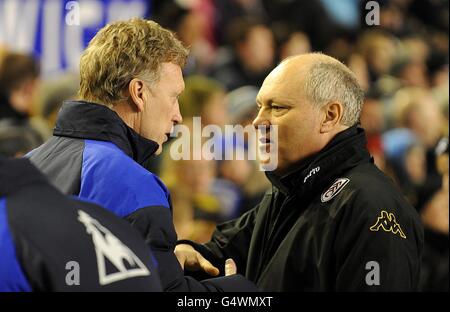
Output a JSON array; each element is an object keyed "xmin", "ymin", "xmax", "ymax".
[{"xmin": 175, "ymin": 53, "xmax": 424, "ymax": 291}]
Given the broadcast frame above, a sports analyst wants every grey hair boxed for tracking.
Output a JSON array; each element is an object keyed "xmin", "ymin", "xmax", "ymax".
[{"xmin": 302, "ymin": 60, "xmax": 364, "ymax": 126}]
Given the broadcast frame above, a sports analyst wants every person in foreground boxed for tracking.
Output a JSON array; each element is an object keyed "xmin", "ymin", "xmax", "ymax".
[
  {"xmin": 175, "ymin": 53, "xmax": 424, "ymax": 291},
  {"xmin": 27, "ymin": 18, "xmax": 256, "ymax": 292},
  {"xmin": 0, "ymin": 156, "xmax": 162, "ymax": 291}
]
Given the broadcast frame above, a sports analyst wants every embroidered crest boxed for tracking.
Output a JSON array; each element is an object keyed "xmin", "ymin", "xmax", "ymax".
[{"xmin": 321, "ymin": 178, "xmax": 350, "ymax": 202}]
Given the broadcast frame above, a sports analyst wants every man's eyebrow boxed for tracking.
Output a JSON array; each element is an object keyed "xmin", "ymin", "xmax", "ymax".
[
  {"xmin": 256, "ymin": 97, "xmax": 273, "ymax": 106},
  {"xmin": 271, "ymin": 97, "xmax": 293, "ymax": 106}
]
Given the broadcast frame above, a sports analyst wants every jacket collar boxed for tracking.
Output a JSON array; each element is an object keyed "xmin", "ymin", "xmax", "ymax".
[
  {"xmin": 53, "ymin": 100, "xmax": 159, "ymax": 165},
  {"xmin": 266, "ymin": 126, "xmax": 372, "ymax": 196},
  {"xmin": 0, "ymin": 157, "xmax": 47, "ymax": 197}
]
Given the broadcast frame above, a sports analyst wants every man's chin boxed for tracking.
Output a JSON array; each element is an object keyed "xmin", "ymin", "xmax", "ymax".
[{"xmin": 258, "ymin": 155, "xmax": 279, "ymax": 172}]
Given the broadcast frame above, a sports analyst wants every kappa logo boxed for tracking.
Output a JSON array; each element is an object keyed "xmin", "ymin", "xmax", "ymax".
[
  {"xmin": 77, "ymin": 210, "xmax": 150, "ymax": 285},
  {"xmin": 321, "ymin": 178, "xmax": 350, "ymax": 202},
  {"xmin": 369, "ymin": 210, "xmax": 406, "ymax": 239}
]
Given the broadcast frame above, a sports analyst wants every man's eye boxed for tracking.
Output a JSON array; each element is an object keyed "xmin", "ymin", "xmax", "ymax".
[{"xmin": 272, "ymin": 105, "xmax": 284, "ymax": 110}]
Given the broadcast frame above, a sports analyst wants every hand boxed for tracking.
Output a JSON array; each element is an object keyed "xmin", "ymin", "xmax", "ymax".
[
  {"xmin": 225, "ymin": 258, "xmax": 237, "ymax": 276},
  {"xmin": 174, "ymin": 244, "xmax": 220, "ymax": 276}
]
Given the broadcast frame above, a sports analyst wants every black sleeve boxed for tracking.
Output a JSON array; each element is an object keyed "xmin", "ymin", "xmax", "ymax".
[
  {"xmin": 125, "ymin": 206, "xmax": 259, "ymax": 292},
  {"xmin": 333, "ymin": 192, "xmax": 424, "ymax": 291},
  {"xmin": 177, "ymin": 205, "xmax": 259, "ymax": 276}
]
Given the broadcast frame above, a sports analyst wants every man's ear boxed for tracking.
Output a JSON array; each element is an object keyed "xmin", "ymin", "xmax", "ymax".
[
  {"xmin": 320, "ymin": 101, "xmax": 343, "ymax": 133},
  {"xmin": 128, "ymin": 78, "xmax": 147, "ymax": 112}
]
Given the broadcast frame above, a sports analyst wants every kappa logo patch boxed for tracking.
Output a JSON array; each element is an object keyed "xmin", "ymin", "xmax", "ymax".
[
  {"xmin": 321, "ymin": 178, "xmax": 350, "ymax": 202},
  {"xmin": 369, "ymin": 210, "xmax": 406, "ymax": 239}
]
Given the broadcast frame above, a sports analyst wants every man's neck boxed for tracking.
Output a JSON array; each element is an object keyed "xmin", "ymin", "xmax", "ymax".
[{"xmin": 112, "ymin": 100, "xmax": 140, "ymax": 133}]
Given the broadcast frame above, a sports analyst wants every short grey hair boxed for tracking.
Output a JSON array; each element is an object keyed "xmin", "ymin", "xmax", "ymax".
[{"xmin": 302, "ymin": 60, "xmax": 364, "ymax": 126}]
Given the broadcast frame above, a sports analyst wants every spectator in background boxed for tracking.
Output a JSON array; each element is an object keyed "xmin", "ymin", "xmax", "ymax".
[
  {"xmin": 166, "ymin": 154, "xmax": 241, "ymax": 244},
  {"xmin": 220, "ymin": 85, "xmax": 270, "ymax": 215},
  {"xmin": 0, "ymin": 52, "xmax": 44, "ymax": 147},
  {"xmin": 356, "ymin": 30, "xmax": 397, "ymax": 84},
  {"xmin": 167, "ymin": 155, "xmax": 221, "ymax": 243},
  {"xmin": 213, "ymin": 0, "xmax": 268, "ymax": 46},
  {"xmin": 162, "ymin": 75, "xmax": 241, "ymax": 240},
  {"xmin": 271, "ymin": 22, "xmax": 311, "ymax": 61},
  {"xmin": 360, "ymin": 95, "xmax": 386, "ymax": 171},
  {"xmin": 393, "ymin": 87, "xmax": 445, "ymax": 154},
  {"xmin": 347, "ymin": 53, "xmax": 370, "ymax": 92},
  {"xmin": 420, "ymin": 137, "xmax": 449, "ymax": 291},
  {"xmin": 382, "ymin": 87, "xmax": 446, "ymax": 211},
  {"xmin": 0, "ymin": 121, "xmax": 42, "ymax": 158},
  {"xmin": 209, "ymin": 18, "xmax": 275, "ymax": 90},
  {"xmin": 263, "ymin": 0, "xmax": 355, "ymax": 50},
  {"xmin": 278, "ymin": 31, "xmax": 311, "ymax": 61},
  {"xmin": 38, "ymin": 74, "xmax": 79, "ymax": 129},
  {"xmin": 178, "ymin": 75, "xmax": 228, "ymax": 127},
  {"xmin": 153, "ymin": 0, "xmax": 217, "ymax": 75},
  {"xmin": 0, "ymin": 52, "xmax": 40, "ymax": 124}
]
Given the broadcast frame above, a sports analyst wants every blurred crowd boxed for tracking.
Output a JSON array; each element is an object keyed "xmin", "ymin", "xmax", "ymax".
[{"xmin": 0, "ymin": 0, "xmax": 448, "ymax": 291}]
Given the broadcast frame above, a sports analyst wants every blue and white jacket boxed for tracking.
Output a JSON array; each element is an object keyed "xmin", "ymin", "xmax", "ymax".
[{"xmin": 28, "ymin": 100, "xmax": 257, "ymax": 292}]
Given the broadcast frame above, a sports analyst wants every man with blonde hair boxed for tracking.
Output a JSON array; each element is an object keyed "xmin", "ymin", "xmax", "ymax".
[
  {"xmin": 29, "ymin": 18, "xmax": 256, "ymax": 292},
  {"xmin": 176, "ymin": 53, "xmax": 424, "ymax": 291}
]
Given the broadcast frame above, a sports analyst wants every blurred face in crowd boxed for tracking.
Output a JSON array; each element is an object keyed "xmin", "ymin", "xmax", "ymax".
[
  {"xmin": 126, "ymin": 63, "xmax": 184, "ymax": 154},
  {"xmin": 399, "ymin": 61, "xmax": 429, "ymax": 88},
  {"xmin": 9, "ymin": 77, "xmax": 39, "ymax": 115},
  {"xmin": 253, "ymin": 56, "xmax": 334, "ymax": 174},
  {"xmin": 407, "ymin": 95, "xmax": 443, "ymax": 148},
  {"xmin": 201, "ymin": 91, "xmax": 228, "ymax": 127},
  {"xmin": 367, "ymin": 36, "xmax": 396, "ymax": 76},
  {"xmin": 279, "ymin": 32, "xmax": 311, "ymax": 61},
  {"xmin": 178, "ymin": 156, "xmax": 216, "ymax": 193},
  {"xmin": 239, "ymin": 25, "xmax": 274, "ymax": 74},
  {"xmin": 404, "ymin": 145, "xmax": 426, "ymax": 185},
  {"xmin": 360, "ymin": 98, "xmax": 384, "ymax": 135}
]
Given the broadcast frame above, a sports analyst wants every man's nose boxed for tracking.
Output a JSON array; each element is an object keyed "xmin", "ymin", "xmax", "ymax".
[
  {"xmin": 173, "ymin": 103, "xmax": 183, "ymax": 124},
  {"xmin": 252, "ymin": 109, "xmax": 270, "ymax": 129}
]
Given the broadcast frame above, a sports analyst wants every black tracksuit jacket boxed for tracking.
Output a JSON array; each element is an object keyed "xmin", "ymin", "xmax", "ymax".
[
  {"xmin": 0, "ymin": 158, "xmax": 162, "ymax": 291},
  {"xmin": 181, "ymin": 126, "xmax": 424, "ymax": 291}
]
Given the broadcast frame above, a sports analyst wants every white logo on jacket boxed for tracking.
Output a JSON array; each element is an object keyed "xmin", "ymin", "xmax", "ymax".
[
  {"xmin": 77, "ymin": 210, "xmax": 150, "ymax": 285},
  {"xmin": 321, "ymin": 178, "xmax": 350, "ymax": 202},
  {"xmin": 304, "ymin": 166, "xmax": 320, "ymax": 183}
]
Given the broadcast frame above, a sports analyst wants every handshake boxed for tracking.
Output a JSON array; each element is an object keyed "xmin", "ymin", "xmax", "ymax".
[{"xmin": 175, "ymin": 244, "xmax": 237, "ymax": 276}]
